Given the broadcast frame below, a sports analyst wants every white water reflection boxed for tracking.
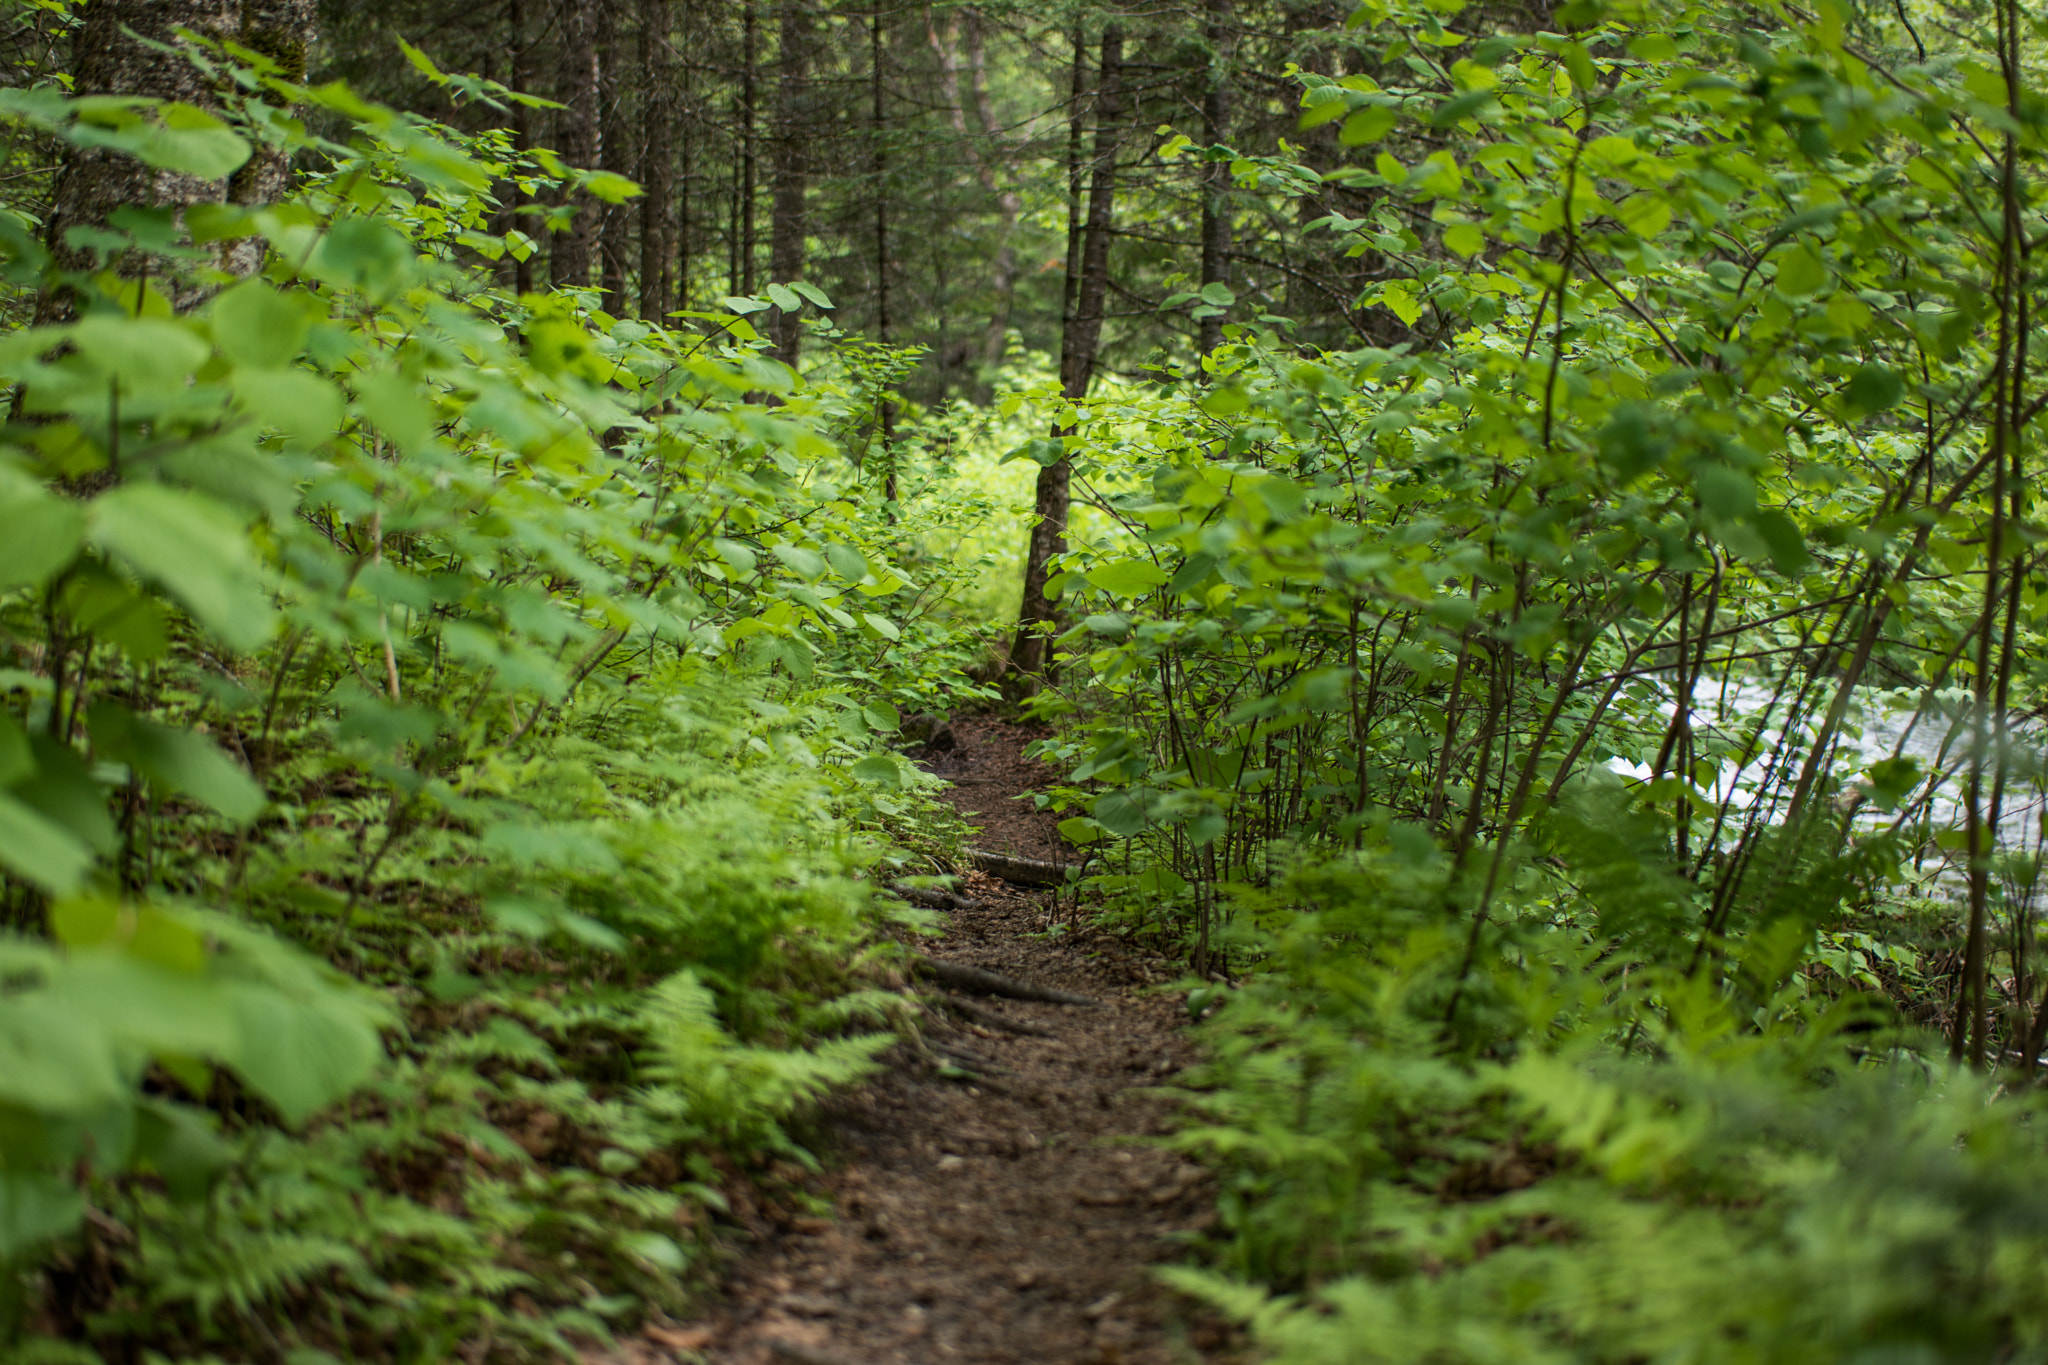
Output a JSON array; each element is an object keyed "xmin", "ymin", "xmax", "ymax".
[{"xmin": 1603, "ymin": 679, "xmax": 2048, "ymax": 868}]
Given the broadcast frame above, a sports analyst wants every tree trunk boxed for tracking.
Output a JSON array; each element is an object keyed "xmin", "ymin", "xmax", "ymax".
[
  {"xmin": 1059, "ymin": 26, "xmax": 1087, "ymax": 337},
  {"xmin": 767, "ymin": 0, "xmax": 809, "ymax": 366},
  {"xmin": 871, "ymin": 1, "xmax": 894, "ymax": 501},
  {"xmin": 218, "ymin": 0, "xmax": 314, "ymax": 276},
  {"xmin": 508, "ymin": 0, "xmax": 534, "ymax": 295},
  {"xmin": 41, "ymin": 0, "xmax": 315, "ymax": 320},
  {"xmin": 738, "ymin": 0, "xmax": 757, "ymax": 295},
  {"xmin": 637, "ymin": 0, "xmax": 672, "ymax": 320},
  {"xmin": 597, "ymin": 0, "xmax": 632, "ymax": 309},
  {"xmin": 549, "ymin": 0, "xmax": 598, "ymax": 289},
  {"xmin": 1009, "ymin": 23, "xmax": 1121, "ymax": 684},
  {"xmin": 1198, "ymin": 0, "xmax": 1234, "ymax": 359},
  {"xmin": 675, "ymin": 18, "xmax": 691, "ymax": 311},
  {"xmin": 927, "ymin": 10, "xmax": 1018, "ymax": 384},
  {"xmin": 965, "ymin": 11, "xmax": 1019, "ymax": 374}
]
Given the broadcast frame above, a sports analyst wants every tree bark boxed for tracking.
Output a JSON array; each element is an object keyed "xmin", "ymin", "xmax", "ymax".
[
  {"xmin": 767, "ymin": 0, "xmax": 809, "ymax": 366},
  {"xmin": 549, "ymin": 0, "xmax": 598, "ymax": 289},
  {"xmin": 40, "ymin": 0, "xmax": 314, "ymax": 319},
  {"xmin": 597, "ymin": 0, "xmax": 632, "ymax": 309},
  {"xmin": 507, "ymin": 0, "xmax": 534, "ymax": 295},
  {"xmin": 637, "ymin": 0, "xmax": 672, "ymax": 320},
  {"xmin": 1198, "ymin": 0, "xmax": 1234, "ymax": 359},
  {"xmin": 1009, "ymin": 23, "xmax": 1121, "ymax": 684},
  {"xmin": 871, "ymin": 2, "xmax": 894, "ymax": 500},
  {"xmin": 1059, "ymin": 26, "xmax": 1087, "ymax": 337},
  {"xmin": 737, "ymin": 0, "xmax": 757, "ymax": 296},
  {"xmin": 927, "ymin": 9, "xmax": 1018, "ymax": 383}
]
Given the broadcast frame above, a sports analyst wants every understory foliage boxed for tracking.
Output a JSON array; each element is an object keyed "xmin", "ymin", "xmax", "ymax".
[
  {"xmin": 1008, "ymin": 0, "xmax": 2048, "ymax": 1356},
  {"xmin": 0, "ymin": 43, "xmax": 984, "ymax": 1362}
]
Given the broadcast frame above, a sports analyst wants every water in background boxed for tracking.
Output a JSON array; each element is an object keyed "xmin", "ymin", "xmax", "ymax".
[{"xmin": 1605, "ymin": 678, "xmax": 2048, "ymax": 889}]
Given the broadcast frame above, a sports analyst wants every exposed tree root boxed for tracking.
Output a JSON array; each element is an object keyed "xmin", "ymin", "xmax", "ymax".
[
  {"xmin": 937, "ymin": 992, "xmax": 1057, "ymax": 1037},
  {"xmin": 915, "ymin": 955, "xmax": 1102, "ymax": 1006},
  {"xmin": 932, "ymin": 1040, "xmax": 1011, "ymax": 1075},
  {"xmin": 887, "ymin": 881, "xmax": 977, "ymax": 911}
]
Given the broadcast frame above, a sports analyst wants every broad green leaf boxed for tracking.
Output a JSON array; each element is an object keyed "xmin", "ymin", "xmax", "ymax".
[
  {"xmin": 72, "ymin": 315, "xmax": 208, "ymax": 391},
  {"xmin": 355, "ymin": 367, "xmax": 439, "ymax": 452},
  {"xmin": 766, "ymin": 283, "xmax": 802, "ymax": 312},
  {"xmin": 0, "ymin": 711, "xmax": 28, "ymax": 787},
  {"xmin": 1616, "ymin": 194, "xmax": 1672, "ymax": 238},
  {"xmin": 1341, "ymin": 105, "xmax": 1398, "ymax": 144},
  {"xmin": 1380, "ymin": 281, "xmax": 1422, "ymax": 326},
  {"xmin": 211, "ymin": 279, "xmax": 310, "ymax": 369},
  {"xmin": 826, "ymin": 543, "xmax": 870, "ymax": 582},
  {"xmin": 1863, "ymin": 756, "xmax": 1925, "ymax": 811},
  {"xmin": 233, "ymin": 367, "xmax": 343, "ymax": 449},
  {"xmin": 1201, "ymin": 386, "xmax": 1250, "ymax": 416},
  {"xmin": 1776, "ymin": 243, "xmax": 1829, "ymax": 296},
  {"xmin": 1443, "ymin": 222, "xmax": 1486, "ymax": 257},
  {"xmin": 1088, "ymin": 559, "xmax": 1171, "ymax": 597},
  {"xmin": 1058, "ymin": 816, "xmax": 1105, "ymax": 845},
  {"xmin": 0, "ymin": 1173, "xmax": 86, "ymax": 1259},
  {"xmin": 581, "ymin": 170, "xmax": 642, "ymax": 203},
  {"xmin": 712, "ymin": 537, "xmax": 758, "ymax": 575},
  {"xmin": 1092, "ymin": 791, "xmax": 1149, "ymax": 837},
  {"xmin": 851, "ymin": 754, "xmax": 902, "ymax": 787},
  {"xmin": 1842, "ymin": 363, "xmax": 1904, "ymax": 419},
  {"xmin": 0, "ymin": 791, "xmax": 93, "ymax": 894},
  {"xmin": 88, "ymin": 702, "xmax": 265, "ymax": 825},
  {"xmin": 1695, "ymin": 463, "xmax": 1757, "ymax": 519},
  {"xmin": 88, "ymin": 484, "xmax": 274, "ymax": 652},
  {"xmin": 0, "ymin": 485, "xmax": 84, "ymax": 590},
  {"xmin": 771, "ymin": 544, "xmax": 826, "ymax": 580},
  {"xmin": 222, "ymin": 981, "xmax": 382, "ymax": 1127}
]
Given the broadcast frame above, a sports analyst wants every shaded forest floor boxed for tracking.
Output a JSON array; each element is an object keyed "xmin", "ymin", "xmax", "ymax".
[{"xmin": 593, "ymin": 722, "xmax": 1234, "ymax": 1365}]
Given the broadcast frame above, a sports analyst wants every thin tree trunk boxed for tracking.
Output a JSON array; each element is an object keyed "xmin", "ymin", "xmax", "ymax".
[
  {"xmin": 1010, "ymin": 23, "xmax": 1121, "ymax": 684},
  {"xmin": 675, "ymin": 2, "xmax": 692, "ymax": 310},
  {"xmin": 1197, "ymin": 0, "xmax": 1234, "ymax": 359},
  {"xmin": 598, "ymin": 0, "xmax": 632, "ymax": 308},
  {"xmin": 637, "ymin": 0, "xmax": 672, "ymax": 319},
  {"xmin": 871, "ymin": 2, "xmax": 895, "ymax": 502},
  {"xmin": 550, "ymin": 0, "xmax": 599, "ymax": 289},
  {"xmin": 768, "ymin": 0, "xmax": 809, "ymax": 366},
  {"xmin": 926, "ymin": 8, "xmax": 1018, "ymax": 378},
  {"xmin": 509, "ymin": 0, "xmax": 534, "ymax": 295},
  {"xmin": 739, "ymin": 0, "xmax": 758, "ymax": 295},
  {"xmin": 1059, "ymin": 25, "xmax": 1087, "ymax": 335}
]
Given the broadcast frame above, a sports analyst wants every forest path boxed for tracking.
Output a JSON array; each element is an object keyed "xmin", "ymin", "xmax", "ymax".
[{"xmin": 619, "ymin": 721, "xmax": 1226, "ymax": 1365}]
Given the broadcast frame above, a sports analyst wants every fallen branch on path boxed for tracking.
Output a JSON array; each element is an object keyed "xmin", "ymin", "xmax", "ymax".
[
  {"xmin": 939, "ymin": 993, "xmax": 1057, "ymax": 1038},
  {"xmin": 916, "ymin": 956, "xmax": 1102, "ymax": 1007},
  {"xmin": 968, "ymin": 848, "xmax": 1084, "ymax": 887}
]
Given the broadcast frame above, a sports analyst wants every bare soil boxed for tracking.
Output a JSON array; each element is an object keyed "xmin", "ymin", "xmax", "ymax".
[{"xmin": 598, "ymin": 722, "xmax": 1230, "ymax": 1365}]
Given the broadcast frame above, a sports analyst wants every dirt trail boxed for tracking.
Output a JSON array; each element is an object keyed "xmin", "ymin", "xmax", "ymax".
[{"xmin": 620, "ymin": 721, "xmax": 1226, "ymax": 1365}]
